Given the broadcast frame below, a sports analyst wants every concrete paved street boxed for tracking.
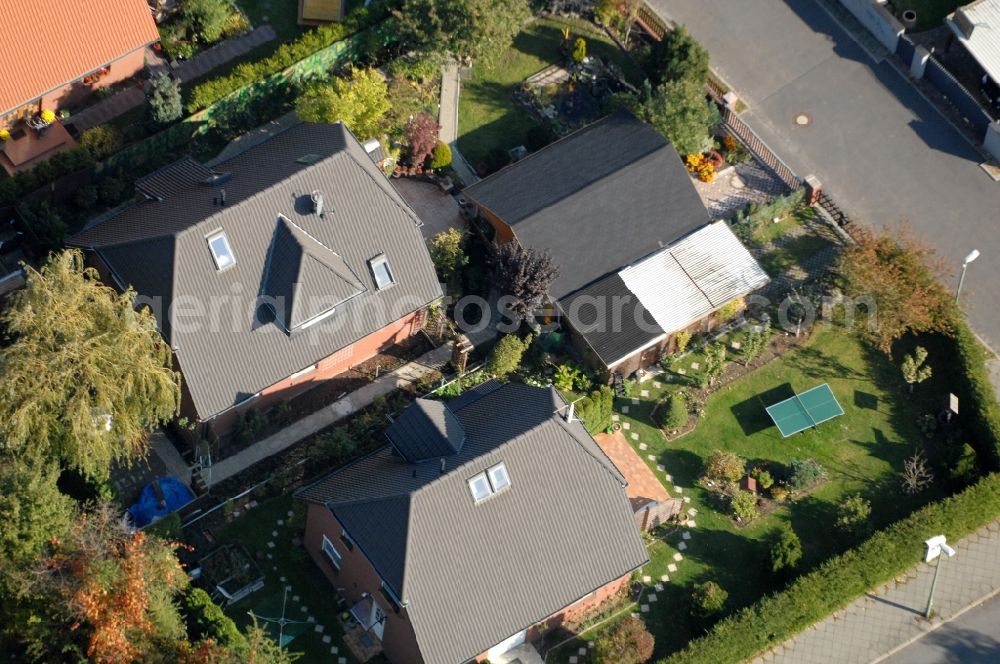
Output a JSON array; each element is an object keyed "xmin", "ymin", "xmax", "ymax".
[
  {"xmin": 649, "ymin": 0, "xmax": 1000, "ymax": 349},
  {"xmin": 882, "ymin": 595, "xmax": 1000, "ymax": 663}
]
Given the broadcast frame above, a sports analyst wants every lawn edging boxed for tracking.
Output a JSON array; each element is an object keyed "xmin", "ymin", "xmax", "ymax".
[{"xmin": 659, "ymin": 471, "xmax": 1000, "ymax": 664}]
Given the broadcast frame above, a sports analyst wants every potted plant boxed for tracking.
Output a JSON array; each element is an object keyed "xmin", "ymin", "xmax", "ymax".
[
  {"xmin": 40, "ymin": 109, "xmax": 56, "ymax": 125},
  {"xmin": 0, "ymin": 129, "xmax": 10, "ymax": 142}
]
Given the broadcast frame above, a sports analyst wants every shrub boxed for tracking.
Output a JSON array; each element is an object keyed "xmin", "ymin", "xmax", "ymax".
[
  {"xmin": 730, "ymin": 490, "xmax": 758, "ymax": 523},
  {"xmin": 651, "ymin": 25, "xmax": 710, "ymax": 85},
  {"xmin": 148, "ymin": 73, "xmax": 183, "ymax": 125},
  {"xmin": 183, "ymin": 0, "xmax": 232, "ymax": 43},
  {"xmin": 181, "ymin": 587, "xmax": 248, "ymax": 650},
  {"xmin": 768, "ymin": 523, "xmax": 802, "ymax": 572},
  {"xmin": 145, "ymin": 512, "xmax": 181, "ymax": 540},
  {"xmin": 577, "ymin": 386, "xmax": 614, "ymax": 434},
  {"xmin": 310, "ymin": 426, "xmax": 357, "ymax": 464},
  {"xmin": 80, "ymin": 125, "xmax": 124, "ymax": 160},
  {"xmin": 97, "ymin": 177, "xmax": 125, "ymax": 206},
  {"xmin": 706, "ymin": 451, "xmax": 745, "ymax": 483},
  {"xmin": 429, "ymin": 228, "xmax": 467, "ymax": 282},
  {"xmin": 430, "ymin": 141, "xmax": 452, "ymax": 169},
  {"xmin": 73, "ymin": 185, "xmax": 99, "ymax": 211},
  {"xmin": 404, "ymin": 111, "xmax": 441, "ymax": 166},
  {"xmin": 691, "ymin": 581, "xmax": 728, "ymax": 618},
  {"xmin": 295, "ymin": 67, "xmax": 390, "ymax": 141},
  {"xmin": 787, "ymin": 458, "xmax": 825, "ymax": 492},
  {"xmin": 663, "ymin": 473, "xmax": 1000, "ymax": 664},
  {"xmin": 942, "ymin": 322, "xmax": 1000, "ymax": 469},
  {"xmin": 715, "ymin": 296, "xmax": 745, "ymax": 323},
  {"xmin": 752, "ymin": 468, "xmax": 774, "ymax": 490},
  {"xmin": 16, "ymin": 201, "xmax": 67, "ymax": 251},
  {"xmin": 948, "ymin": 443, "xmax": 980, "ymax": 485},
  {"xmin": 594, "ymin": 615, "xmax": 654, "ymax": 664},
  {"xmin": 655, "ymin": 394, "xmax": 688, "ymax": 429},
  {"xmin": 233, "ymin": 408, "xmax": 268, "ymax": 445},
  {"xmin": 487, "ymin": 335, "xmax": 526, "ymax": 378},
  {"xmin": 675, "ymin": 330, "xmax": 692, "ymax": 354},
  {"xmin": 0, "ymin": 147, "xmax": 94, "ymax": 206},
  {"xmin": 571, "ymin": 38, "xmax": 587, "ymax": 63},
  {"xmin": 553, "ymin": 363, "xmax": 581, "ymax": 393},
  {"xmin": 770, "ymin": 485, "xmax": 790, "ymax": 502},
  {"xmin": 835, "ymin": 494, "xmax": 872, "ymax": 536}
]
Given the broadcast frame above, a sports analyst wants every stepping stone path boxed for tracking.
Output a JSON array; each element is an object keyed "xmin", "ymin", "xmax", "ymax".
[
  {"xmin": 612, "ymin": 414, "xmax": 619, "ymax": 421},
  {"xmin": 280, "ymin": 576, "xmax": 287, "ymax": 582},
  {"xmin": 678, "ymin": 542, "xmax": 687, "ymax": 551},
  {"xmin": 682, "ymin": 531, "xmax": 692, "ymax": 540},
  {"xmin": 623, "ymin": 422, "xmax": 631, "ymax": 430},
  {"xmin": 642, "ymin": 575, "xmax": 652, "ymax": 583},
  {"xmin": 647, "ymin": 454, "xmax": 656, "ymax": 461},
  {"xmin": 674, "ymin": 486, "xmax": 683, "ymax": 493},
  {"xmin": 338, "ymin": 658, "xmax": 347, "ymax": 664},
  {"xmin": 677, "ymin": 369, "xmax": 687, "ymax": 375},
  {"xmin": 731, "ymin": 341, "xmax": 742, "ymax": 350},
  {"xmin": 308, "ymin": 616, "xmax": 316, "ymax": 624},
  {"xmin": 687, "ymin": 520, "xmax": 697, "ymax": 528},
  {"xmin": 657, "ymin": 464, "xmax": 665, "ymax": 471},
  {"xmin": 293, "ymin": 595, "xmax": 300, "ymax": 602},
  {"xmin": 640, "ymin": 605, "xmax": 649, "ymax": 613},
  {"xmin": 578, "ymin": 647, "xmax": 588, "ymax": 656},
  {"xmin": 667, "ymin": 564, "xmax": 677, "ymax": 573},
  {"xmin": 665, "ymin": 474, "xmax": 673, "ymax": 481},
  {"xmin": 648, "ymin": 593, "xmax": 658, "ymax": 602},
  {"xmin": 272, "ymin": 531, "xmax": 278, "ymax": 537},
  {"xmin": 683, "ymin": 496, "xmax": 692, "ymax": 503},
  {"xmin": 660, "ymin": 574, "xmax": 669, "ymax": 582},
  {"xmin": 640, "ymin": 390, "xmax": 650, "ymax": 397},
  {"xmin": 301, "ymin": 606, "xmax": 308, "ymax": 612},
  {"xmin": 639, "ymin": 442, "xmax": 647, "ymax": 450},
  {"xmin": 631, "ymin": 433, "xmax": 639, "ymax": 440},
  {"xmin": 322, "ymin": 635, "xmax": 332, "ymax": 644},
  {"xmin": 690, "ymin": 362, "xmax": 701, "ymax": 370},
  {"xmin": 267, "ymin": 541, "xmax": 275, "ymax": 548},
  {"xmin": 287, "ymin": 510, "xmax": 294, "ymax": 517},
  {"xmin": 632, "ymin": 398, "xmax": 640, "ymax": 405},
  {"xmin": 673, "ymin": 553, "xmax": 684, "ymax": 562},
  {"xmin": 653, "ymin": 381, "xmax": 662, "ymax": 388},
  {"xmin": 330, "ymin": 646, "xmax": 338, "ymax": 654},
  {"xmin": 570, "ymin": 656, "xmax": 578, "ymax": 664},
  {"xmin": 313, "ymin": 623, "xmax": 322, "ymax": 631},
  {"xmin": 655, "ymin": 583, "xmax": 664, "ymax": 591},
  {"xmin": 622, "ymin": 406, "xmax": 630, "ymax": 414}
]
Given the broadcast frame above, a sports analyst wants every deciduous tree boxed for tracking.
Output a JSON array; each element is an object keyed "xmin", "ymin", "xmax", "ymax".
[
  {"xmin": 487, "ymin": 241, "xmax": 559, "ymax": 323},
  {"xmin": 403, "ymin": 111, "xmax": 441, "ymax": 166},
  {"xmin": 296, "ymin": 67, "xmax": 390, "ymax": 141},
  {"xmin": 639, "ymin": 76, "xmax": 714, "ymax": 155},
  {"xmin": 900, "ymin": 345, "xmax": 933, "ymax": 392},
  {"xmin": 0, "ymin": 250, "xmax": 181, "ymax": 480},
  {"xmin": 429, "ymin": 228, "xmax": 468, "ymax": 282}
]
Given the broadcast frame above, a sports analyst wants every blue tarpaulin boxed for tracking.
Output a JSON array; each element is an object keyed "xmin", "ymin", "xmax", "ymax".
[{"xmin": 128, "ymin": 476, "xmax": 194, "ymax": 527}]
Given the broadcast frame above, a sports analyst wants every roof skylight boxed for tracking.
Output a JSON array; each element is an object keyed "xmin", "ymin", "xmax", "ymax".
[
  {"xmin": 207, "ymin": 231, "xmax": 235, "ymax": 271},
  {"xmin": 468, "ymin": 473, "xmax": 491, "ymax": 503},
  {"xmin": 369, "ymin": 254, "xmax": 394, "ymax": 290}
]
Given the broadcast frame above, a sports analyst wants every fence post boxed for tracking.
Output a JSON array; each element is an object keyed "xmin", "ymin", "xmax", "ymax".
[
  {"xmin": 804, "ymin": 175, "xmax": 822, "ymax": 205},
  {"xmin": 910, "ymin": 45, "xmax": 931, "ymax": 79}
]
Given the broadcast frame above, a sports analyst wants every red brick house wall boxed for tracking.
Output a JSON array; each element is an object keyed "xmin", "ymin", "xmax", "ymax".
[
  {"xmin": 303, "ymin": 504, "xmax": 424, "ymax": 664},
  {"xmin": 39, "ymin": 47, "xmax": 149, "ymax": 116}
]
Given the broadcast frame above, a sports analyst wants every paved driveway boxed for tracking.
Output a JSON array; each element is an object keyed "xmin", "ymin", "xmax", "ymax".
[
  {"xmin": 882, "ymin": 594, "xmax": 1000, "ymax": 663},
  {"xmin": 649, "ymin": 0, "xmax": 1000, "ymax": 349}
]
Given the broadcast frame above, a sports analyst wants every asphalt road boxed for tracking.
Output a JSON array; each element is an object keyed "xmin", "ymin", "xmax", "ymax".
[
  {"xmin": 648, "ymin": 0, "xmax": 1000, "ymax": 350},
  {"xmin": 882, "ymin": 594, "xmax": 1000, "ymax": 663}
]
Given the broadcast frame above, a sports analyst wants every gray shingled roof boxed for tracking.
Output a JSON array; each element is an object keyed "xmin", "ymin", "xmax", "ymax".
[
  {"xmin": 386, "ymin": 398, "xmax": 466, "ymax": 462},
  {"xmin": 296, "ymin": 382, "xmax": 647, "ymax": 664},
  {"xmin": 463, "ymin": 111, "xmax": 710, "ymax": 299},
  {"xmin": 69, "ymin": 122, "xmax": 442, "ymax": 419}
]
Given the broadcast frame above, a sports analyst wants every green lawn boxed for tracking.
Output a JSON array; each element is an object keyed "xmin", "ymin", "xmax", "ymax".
[
  {"xmin": 890, "ymin": 0, "xmax": 963, "ymax": 31},
  {"xmin": 208, "ymin": 495, "xmax": 355, "ymax": 662},
  {"xmin": 758, "ymin": 233, "xmax": 835, "ymax": 277},
  {"xmin": 550, "ymin": 325, "xmax": 944, "ymax": 661},
  {"xmin": 236, "ymin": 0, "xmax": 308, "ymax": 43},
  {"xmin": 457, "ymin": 16, "xmax": 645, "ymax": 167}
]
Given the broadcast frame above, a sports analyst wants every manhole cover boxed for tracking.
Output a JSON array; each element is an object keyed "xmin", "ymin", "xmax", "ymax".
[
  {"xmin": 794, "ymin": 113, "xmax": 811, "ymax": 126},
  {"xmin": 730, "ymin": 175, "xmax": 746, "ymax": 189}
]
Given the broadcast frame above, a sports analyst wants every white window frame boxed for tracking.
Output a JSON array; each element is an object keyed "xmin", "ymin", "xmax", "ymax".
[
  {"xmin": 468, "ymin": 472, "xmax": 492, "ymax": 503},
  {"xmin": 369, "ymin": 254, "xmax": 394, "ymax": 290},
  {"xmin": 487, "ymin": 462, "xmax": 511, "ymax": 493},
  {"xmin": 207, "ymin": 231, "xmax": 236, "ymax": 271},
  {"xmin": 321, "ymin": 534, "xmax": 342, "ymax": 569}
]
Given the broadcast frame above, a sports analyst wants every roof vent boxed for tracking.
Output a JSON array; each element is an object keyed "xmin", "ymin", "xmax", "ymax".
[{"xmin": 311, "ymin": 190, "xmax": 325, "ymax": 218}]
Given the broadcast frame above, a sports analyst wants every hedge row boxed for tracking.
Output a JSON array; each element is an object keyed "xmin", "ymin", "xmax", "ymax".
[
  {"xmin": 185, "ymin": 3, "xmax": 390, "ymax": 113},
  {"xmin": 948, "ymin": 320, "xmax": 1000, "ymax": 469},
  {"xmin": 0, "ymin": 147, "xmax": 94, "ymax": 207},
  {"xmin": 578, "ymin": 385, "xmax": 614, "ymax": 434},
  {"xmin": 661, "ymin": 471, "xmax": 1000, "ymax": 664}
]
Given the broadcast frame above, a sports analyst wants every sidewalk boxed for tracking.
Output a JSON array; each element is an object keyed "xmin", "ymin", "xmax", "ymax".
[
  {"xmin": 203, "ymin": 344, "xmax": 453, "ymax": 486},
  {"xmin": 757, "ymin": 520, "xmax": 1000, "ymax": 664},
  {"xmin": 437, "ymin": 59, "xmax": 480, "ymax": 185}
]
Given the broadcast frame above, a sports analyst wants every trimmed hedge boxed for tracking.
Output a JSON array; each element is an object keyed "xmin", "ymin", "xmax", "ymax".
[
  {"xmin": 661, "ymin": 472, "xmax": 1000, "ymax": 664},
  {"xmin": 186, "ymin": 3, "xmax": 390, "ymax": 113},
  {"xmin": 0, "ymin": 147, "xmax": 94, "ymax": 206},
  {"xmin": 182, "ymin": 586, "xmax": 248, "ymax": 650},
  {"xmin": 578, "ymin": 385, "xmax": 614, "ymax": 434},
  {"xmin": 948, "ymin": 321, "xmax": 1000, "ymax": 469}
]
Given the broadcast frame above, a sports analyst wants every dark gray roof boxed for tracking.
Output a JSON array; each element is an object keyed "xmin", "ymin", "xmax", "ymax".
[
  {"xmin": 558, "ymin": 272, "xmax": 664, "ymax": 369},
  {"xmin": 385, "ymin": 398, "xmax": 466, "ymax": 462},
  {"xmin": 296, "ymin": 383, "xmax": 647, "ymax": 664},
  {"xmin": 69, "ymin": 122, "xmax": 442, "ymax": 419},
  {"xmin": 463, "ymin": 111, "xmax": 710, "ymax": 299}
]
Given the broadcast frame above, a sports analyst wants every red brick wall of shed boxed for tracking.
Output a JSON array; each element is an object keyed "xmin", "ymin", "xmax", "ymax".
[
  {"xmin": 303, "ymin": 504, "xmax": 424, "ymax": 664},
  {"xmin": 39, "ymin": 48, "xmax": 148, "ymax": 115},
  {"xmin": 206, "ymin": 308, "xmax": 425, "ymax": 437}
]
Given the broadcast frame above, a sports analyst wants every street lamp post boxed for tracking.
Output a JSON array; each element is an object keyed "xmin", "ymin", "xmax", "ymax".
[
  {"xmin": 955, "ymin": 249, "xmax": 980, "ymax": 302},
  {"xmin": 924, "ymin": 535, "xmax": 957, "ymax": 619}
]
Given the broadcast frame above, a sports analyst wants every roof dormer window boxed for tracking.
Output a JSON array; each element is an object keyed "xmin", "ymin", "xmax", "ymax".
[
  {"xmin": 468, "ymin": 473, "xmax": 491, "ymax": 503},
  {"xmin": 369, "ymin": 254, "xmax": 394, "ymax": 290},
  {"xmin": 488, "ymin": 462, "xmax": 511, "ymax": 492},
  {"xmin": 207, "ymin": 231, "xmax": 235, "ymax": 271}
]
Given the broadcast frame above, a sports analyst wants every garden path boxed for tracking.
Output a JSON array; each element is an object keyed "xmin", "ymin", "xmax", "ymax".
[
  {"xmin": 439, "ymin": 60, "xmax": 480, "ymax": 185},
  {"xmin": 201, "ymin": 343, "xmax": 453, "ymax": 487}
]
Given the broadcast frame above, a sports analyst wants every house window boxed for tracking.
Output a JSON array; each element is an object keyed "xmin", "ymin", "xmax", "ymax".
[
  {"xmin": 321, "ymin": 535, "xmax": 342, "ymax": 570},
  {"xmin": 369, "ymin": 254, "xmax": 394, "ymax": 290},
  {"xmin": 468, "ymin": 473, "xmax": 491, "ymax": 503},
  {"xmin": 207, "ymin": 231, "xmax": 235, "ymax": 271},
  {"xmin": 340, "ymin": 530, "xmax": 355, "ymax": 551},
  {"xmin": 380, "ymin": 581, "xmax": 402, "ymax": 612},
  {"xmin": 488, "ymin": 462, "xmax": 511, "ymax": 493}
]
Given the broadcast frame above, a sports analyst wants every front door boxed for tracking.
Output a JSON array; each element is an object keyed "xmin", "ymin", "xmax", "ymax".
[
  {"xmin": 369, "ymin": 601, "xmax": 386, "ymax": 641},
  {"xmin": 487, "ymin": 628, "xmax": 526, "ymax": 659}
]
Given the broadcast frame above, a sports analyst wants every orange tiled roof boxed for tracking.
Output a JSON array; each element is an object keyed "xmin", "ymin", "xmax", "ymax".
[{"xmin": 0, "ymin": 0, "xmax": 159, "ymax": 113}]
